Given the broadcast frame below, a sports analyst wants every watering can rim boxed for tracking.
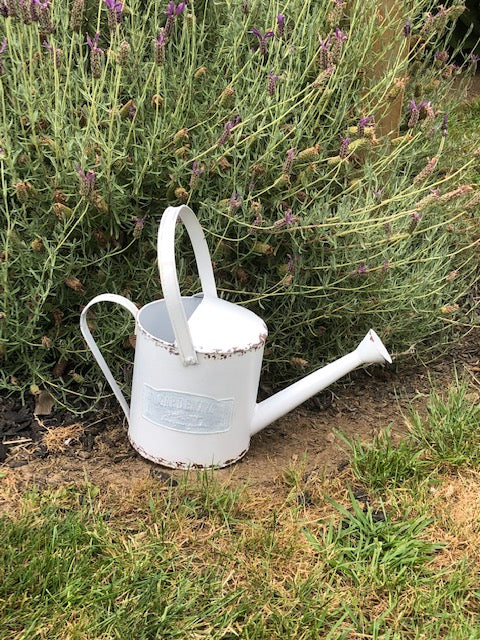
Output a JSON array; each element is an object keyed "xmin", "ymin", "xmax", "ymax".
[{"xmin": 137, "ymin": 296, "xmax": 268, "ymax": 356}]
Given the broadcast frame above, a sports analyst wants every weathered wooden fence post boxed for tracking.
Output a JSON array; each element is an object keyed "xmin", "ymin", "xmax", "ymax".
[{"xmin": 371, "ymin": 0, "xmax": 411, "ymax": 138}]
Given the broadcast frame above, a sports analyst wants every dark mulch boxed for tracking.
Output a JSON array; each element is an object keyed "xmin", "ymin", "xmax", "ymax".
[{"xmin": 0, "ymin": 393, "xmax": 110, "ymax": 465}]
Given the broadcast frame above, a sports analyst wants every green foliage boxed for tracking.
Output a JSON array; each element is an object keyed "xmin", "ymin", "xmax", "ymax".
[
  {"xmin": 340, "ymin": 377, "xmax": 480, "ymax": 493},
  {"xmin": 305, "ymin": 490, "xmax": 440, "ymax": 588},
  {"xmin": 0, "ymin": 0, "xmax": 478, "ymax": 404},
  {"xmin": 337, "ymin": 426, "xmax": 431, "ymax": 490},
  {"xmin": 409, "ymin": 377, "xmax": 480, "ymax": 468}
]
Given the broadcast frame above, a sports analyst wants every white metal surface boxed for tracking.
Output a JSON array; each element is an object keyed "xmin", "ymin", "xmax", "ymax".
[{"xmin": 80, "ymin": 205, "xmax": 392, "ymax": 469}]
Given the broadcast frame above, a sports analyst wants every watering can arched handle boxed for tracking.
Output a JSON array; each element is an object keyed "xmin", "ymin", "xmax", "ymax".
[
  {"xmin": 158, "ymin": 205, "xmax": 218, "ymax": 366},
  {"xmin": 80, "ymin": 293, "xmax": 138, "ymax": 423}
]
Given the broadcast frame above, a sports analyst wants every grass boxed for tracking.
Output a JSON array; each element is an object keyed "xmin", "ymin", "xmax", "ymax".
[{"xmin": 1, "ymin": 376, "xmax": 480, "ymax": 639}]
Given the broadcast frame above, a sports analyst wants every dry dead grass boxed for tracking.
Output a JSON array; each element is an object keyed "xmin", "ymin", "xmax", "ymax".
[
  {"xmin": 41, "ymin": 423, "xmax": 85, "ymax": 454},
  {"xmin": 424, "ymin": 471, "xmax": 480, "ymax": 569}
]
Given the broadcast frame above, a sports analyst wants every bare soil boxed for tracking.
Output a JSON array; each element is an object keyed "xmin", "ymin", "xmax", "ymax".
[{"xmin": 1, "ymin": 334, "xmax": 478, "ymax": 501}]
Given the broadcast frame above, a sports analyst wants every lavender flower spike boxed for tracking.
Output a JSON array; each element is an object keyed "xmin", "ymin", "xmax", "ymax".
[
  {"xmin": 357, "ymin": 115, "xmax": 374, "ymax": 136},
  {"xmin": 268, "ymin": 69, "xmax": 279, "ymax": 96},
  {"xmin": 408, "ymin": 98, "xmax": 419, "ymax": 128},
  {"xmin": 165, "ymin": 0, "xmax": 185, "ymax": 16},
  {"xmin": 250, "ymin": 27, "xmax": 275, "ymax": 57},
  {"xmin": 153, "ymin": 29, "xmax": 167, "ymax": 65},
  {"xmin": 104, "ymin": 0, "xmax": 123, "ymax": 29},
  {"xmin": 339, "ymin": 136, "xmax": 351, "ymax": 159},
  {"xmin": 441, "ymin": 113, "xmax": 448, "ymax": 137},
  {"xmin": 86, "ymin": 33, "xmax": 103, "ymax": 78},
  {"xmin": 0, "ymin": 36, "xmax": 6, "ymax": 74},
  {"xmin": 276, "ymin": 13, "xmax": 285, "ymax": 37},
  {"xmin": 470, "ymin": 53, "xmax": 479, "ymax": 76},
  {"xmin": 76, "ymin": 165, "xmax": 96, "ymax": 197},
  {"xmin": 164, "ymin": 1, "xmax": 185, "ymax": 37},
  {"xmin": 403, "ymin": 19, "xmax": 411, "ymax": 37},
  {"xmin": 86, "ymin": 32, "xmax": 101, "ymax": 51}
]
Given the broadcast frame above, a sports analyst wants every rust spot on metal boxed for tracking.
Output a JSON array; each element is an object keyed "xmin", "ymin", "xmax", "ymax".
[{"xmin": 137, "ymin": 323, "xmax": 267, "ymax": 359}]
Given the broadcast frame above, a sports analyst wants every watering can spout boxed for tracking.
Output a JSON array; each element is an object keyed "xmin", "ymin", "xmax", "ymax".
[{"xmin": 250, "ymin": 330, "xmax": 392, "ymax": 436}]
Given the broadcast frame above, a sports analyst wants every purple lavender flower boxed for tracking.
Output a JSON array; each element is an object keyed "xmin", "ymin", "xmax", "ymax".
[
  {"xmin": 0, "ymin": 0, "xmax": 8, "ymax": 17},
  {"xmin": 19, "ymin": 0, "xmax": 31, "ymax": 23},
  {"xmin": 470, "ymin": 53, "xmax": 479, "ymax": 75},
  {"xmin": 190, "ymin": 160, "xmax": 204, "ymax": 188},
  {"xmin": 334, "ymin": 28, "xmax": 348, "ymax": 43},
  {"xmin": 250, "ymin": 27, "xmax": 275, "ymax": 57},
  {"xmin": 286, "ymin": 253, "xmax": 297, "ymax": 274},
  {"xmin": 129, "ymin": 103, "xmax": 136, "ymax": 120},
  {"xmin": 230, "ymin": 191, "xmax": 242, "ymax": 212},
  {"xmin": 164, "ymin": 1, "xmax": 185, "ymax": 37},
  {"xmin": 318, "ymin": 36, "xmax": 331, "ymax": 69},
  {"xmin": 153, "ymin": 29, "xmax": 167, "ymax": 65},
  {"xmin": 276, "ymin": 13, "xmax": 285, "ymax": 37},
  {"xmin": 133, "ymin": 216, "xmax": 146, "ymax": 238},
  {"xmin": 403, "ymin": 19, "xmax": 411, "ymax": 37},
  {"xmin": 435, "ymin": 50, "xmax": 449, "ymax": 66},
  {"xmin": 217, "ymin": 114, "xmax": 241, "ymax": 145},
  {"xmin": 166, "ymin": 1, "xmax": 185, "ymax": 15},
  {"xmin": 409, "ymin": 211, "xmax": 421, "ymax": 232},
  {"xmin": 192, "ymin": 160, "xmax": 204, "ymax": 177},
  {"xmin": 408, "ymin": 98, "xmax": 419, "ymax": 128},
  {"xmin": 282, "ymin": 147, "xmax": 297, "ymax": 174},
  {"xmin": 33, "ymin": 0, "xmax": 53, "ymax": 34},
  {"xmin": 372, "ymin": 187, "xmax": 384, "ymax": 201},
  {"xmin": 104, "ymin": 0, "xmax": 123, "ymax": 29},
  {"xmin": 241, "ymin": 0, "xmax": 248, "ymax": 14},
  {"xmin": 441, "ymin": 113, "xmax": 448, "ymax": 137},
  {"xmin": 268, "ymin": 69, "xmax": 279, "ymax": 96},
  {"xmin": 30, "ymin": 0, "xmax": 40, "ymax": 20},
  {"xmin": 352, "ymin": 262, "xmax": 368, "ymax": 276},
  {"xmin": 283, "ymin": 209, "xmax": 299, "ymax": 225},
  {"xmin": 76, "ymin": 165, "xmax": 96, "ymax": 197},
  {"xmin": 339, "ymin": 137, "xmax": 351, "ymax": 159},
  {"xmin": 357, "ymin": 115, "xmax": 374, "ymax": 136},
  {"xmin": 87, "ymin": 32, "xmax": 103, "ymax": 78},
  {"xmin": 0, "ymin": 36, "xmax": 6, "ymax": 74},
  {"xmin": 87, "ymin": 32, "xmax": 101, "ymax": 51},
  {"xmin": 331, "ymin": 28, "xmax": 347, "ymax": 62},
  {"xmin": 382, "ymin": 260, "xmax": 390, "ymax": 271},
  {"xmin": 43, "ymin": 38, "xmax": 60, "ymax": 66}
]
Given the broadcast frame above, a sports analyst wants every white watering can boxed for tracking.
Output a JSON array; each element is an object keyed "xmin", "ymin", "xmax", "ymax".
[{"xmin": 80, "ymin": 205, "xmax": 392, "ymax": 469}]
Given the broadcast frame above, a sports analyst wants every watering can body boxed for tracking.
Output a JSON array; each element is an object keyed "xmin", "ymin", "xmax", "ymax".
[
  {"xmin": 81, "ymin": 206, "xmax": 268, "ymax": 468},
  {"xmin": 128, "ymin": 297, "xmax": 267, "ymax": 468},
  {"xmin": 81, "ymin": 205, "xmax": 392, "ymax": 469}
]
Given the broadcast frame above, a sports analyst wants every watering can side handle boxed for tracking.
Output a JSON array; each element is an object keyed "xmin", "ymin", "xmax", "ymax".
[
  {"xmin": 80, "ymin": 293, "xmax": 138, "ymax": 424},
  {"xmin": 158, "ymin": 205, "xmax": 218, "ymax": 367}
]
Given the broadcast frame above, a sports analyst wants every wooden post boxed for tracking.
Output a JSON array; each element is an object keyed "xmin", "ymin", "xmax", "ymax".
[{"xmin": 370, "ymin": 1, "xmax": 411, "ymax": 139}]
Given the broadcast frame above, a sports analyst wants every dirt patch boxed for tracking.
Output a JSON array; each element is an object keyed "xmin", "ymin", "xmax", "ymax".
[{"xmin": 1, "ymin": 334, "xmax": 478, "ymax": 504}]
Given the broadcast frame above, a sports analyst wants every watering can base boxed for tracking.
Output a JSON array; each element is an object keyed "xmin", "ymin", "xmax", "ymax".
[{"xmin": 128, "ymin": 435, "xmax": 248, "ymax": 470}]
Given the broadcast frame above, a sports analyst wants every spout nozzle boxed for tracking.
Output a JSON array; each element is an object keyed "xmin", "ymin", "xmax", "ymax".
[
  {"xmin": 250, "ymin": 328, "xmax": 392, "ymax": 437},
  {"xmin": 355, "ymin": 329, "xmax": 392, "ymax": 365}
]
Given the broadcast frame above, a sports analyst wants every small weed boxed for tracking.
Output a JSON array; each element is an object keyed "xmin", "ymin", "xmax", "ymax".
[
  {"xmin": 408, "ymin": 379, "xmax": 480, "ymax": 469},
  {"xmin": 338, "ymin": 426, "xmax": 431, "ymax": 490},
  {"xmin": 305, "ymin": 489, "xmax": 440, "ymax": 589}
]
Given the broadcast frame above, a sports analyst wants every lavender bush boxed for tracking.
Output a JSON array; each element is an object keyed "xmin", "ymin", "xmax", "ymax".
[{"xmin": 0, "ymin": 0, "xmax": 478, "ymax": 406}]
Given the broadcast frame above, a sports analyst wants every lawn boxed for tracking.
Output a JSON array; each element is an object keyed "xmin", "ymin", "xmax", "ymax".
[{"xmin": 1, "ymin": 375, "xmax": 480, "ymax": 639}]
